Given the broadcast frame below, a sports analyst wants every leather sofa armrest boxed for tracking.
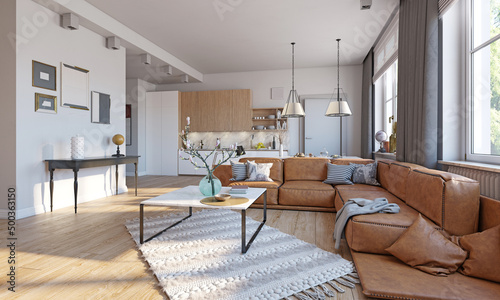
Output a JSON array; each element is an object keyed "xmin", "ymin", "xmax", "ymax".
[{"xmin": 213, "ymin": 165, "xmax": 232, "ymax": 187}]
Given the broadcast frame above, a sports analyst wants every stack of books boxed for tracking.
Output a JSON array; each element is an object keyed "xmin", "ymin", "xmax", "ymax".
[{"xmin": 230, "ymin": 185, "xmax": 248, "ymax": 194}]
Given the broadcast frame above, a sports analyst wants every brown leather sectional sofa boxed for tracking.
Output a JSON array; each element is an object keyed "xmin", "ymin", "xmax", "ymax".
[
  {"xmin": 214, "ymin": 157, "xmax": 500, "ymax": 299},
  {"xmin": 214, "ymin": 157, "xmax": 373, "ymax": 211}
]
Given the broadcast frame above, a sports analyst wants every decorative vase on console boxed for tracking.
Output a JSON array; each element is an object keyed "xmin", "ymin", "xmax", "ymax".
[{"xmin": 179, "ymin": 116, "xmax": 239, "ymax": 196}]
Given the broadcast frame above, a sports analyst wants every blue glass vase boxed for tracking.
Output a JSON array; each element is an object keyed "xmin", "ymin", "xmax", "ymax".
[{"xmin": 199, "ymin": 172, "xmax": 222, "ymax": 197}]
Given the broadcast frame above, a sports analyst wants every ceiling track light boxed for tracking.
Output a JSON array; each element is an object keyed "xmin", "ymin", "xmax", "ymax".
[
  {"xmin": 182, "ymin": 74, "xmax": 189, "ymax": 83},
  {"xmin": 162, "ymin": 65, "xmax": 173, "ymax": 75},
  {"xmin": 106, "ymin": 36, "xmax": 120, "ymax": 50},
  {"xmin": 360, "ymin": 0, "xmax": 372, "ymax": 10},
  {"xmin": 61, "ymin": 13, "xmax": 79, "ymax": 30},
  {"xmin": 140, "ymin": 53, "xmax": 151, "ymax": 65}
]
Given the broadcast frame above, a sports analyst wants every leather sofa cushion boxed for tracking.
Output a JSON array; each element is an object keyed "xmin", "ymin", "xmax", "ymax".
[
  {"xmin": 351, "ymin": 250, "xmax": 500, "ymax": 300},
  {"xmin": 386, "ymin": 214, "xmax": 467, "ymax": 276},
  {"xmin": 279, "ymin": 181, "xmax": 335, "ymax": 207},
  {"xmin": 284, "ymin": 157, "xmax": 330, "ymax": 181},
  {"xmin": 330, "ymin": 158, "xmax": 374, "ymax": 165},
  {"xmin": 213, "ymin": 164, "xmax": 233, "ymax": 187},
  {"xmin": 479, "ymin": 196, "xmax": 500, "ymax": 231},
  {"xmin": 229, "ymin": 181, "xmax": 280, "ymax": 205},
  {"xmin": 405, "ymin": 169, "xmax": 480, "ymax": 236},
  {"xmin": 377, "ymin": 160, "xmax": 415, "ymax": 201},
  {"xmin": 335, "ymin": 185, "xmax": 440, "ymax": 254},
  {"xmin": 459, "ymin": 224, "xmax": 500, "ymax": 283},
  {"xmin": 239, "ymin": 157, "xmax": 283, "ymax": 183},
  {"xmin": 229, "ymin": 181, "xmax": 280, "ymax": 189}
]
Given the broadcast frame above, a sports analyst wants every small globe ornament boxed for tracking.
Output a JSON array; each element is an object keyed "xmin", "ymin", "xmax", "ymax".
[
  {"xmin": 112, "ymin": 134, "xmax": 125, "ymax": 157},
  {"xmin": 112, "ymin": 134, "xmax": 124, "ymax": 146},
  {"xmin": 375, "ymin": 130, "xmax": 388, "ymax": 153}
]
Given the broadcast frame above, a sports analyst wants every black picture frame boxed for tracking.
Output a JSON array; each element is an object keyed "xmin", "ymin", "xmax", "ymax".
[{"xmin": 32, "ymin": 60, "xmax": 56, "ymax": 91}]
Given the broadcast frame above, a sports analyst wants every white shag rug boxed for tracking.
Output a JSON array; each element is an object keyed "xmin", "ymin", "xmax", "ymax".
[{"xmin": 126, "ymin": 209, "xmax": 357, "ymax": 300}]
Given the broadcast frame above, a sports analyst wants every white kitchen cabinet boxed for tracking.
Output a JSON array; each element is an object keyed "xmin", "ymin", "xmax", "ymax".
[
  {"xmin": 145, "ymin": 91, "xmax": 179, "ymax": 176},
  {"xmin": 178, "ymin": 150, "xmax": 214, "ymax": 175},
  {"xmin": 177, "ymin": 149, "xmax": 289, "ymax": 174}
]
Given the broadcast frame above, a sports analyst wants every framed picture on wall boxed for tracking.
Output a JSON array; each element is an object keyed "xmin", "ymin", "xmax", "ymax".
[
  {"xmin": 32, "ymin": 60, "xmax": 56, "ymax": 91},
  {"xmin": 91, "ymin": 91, "xmax": 111, "ymax": 124},
  {"xmin": 61, "ymin": 63, "xmax": 90, "ymax": 110},
  {"xmin": 35, "ymin": 93, "xmax": 57, "ymax": 114}
]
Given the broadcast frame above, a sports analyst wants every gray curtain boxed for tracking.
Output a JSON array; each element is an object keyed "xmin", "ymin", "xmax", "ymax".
[
  {"xmin": 396, "ymin": 0, "xmax": 439, "ymax": 168},
  {"xmin": 361, "ymin": 49, "xmax": 374, "ymax": 159}
]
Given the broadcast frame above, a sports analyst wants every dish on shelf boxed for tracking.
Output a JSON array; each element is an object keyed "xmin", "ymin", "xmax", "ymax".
[
  {"xmin": 268, "ymin": 115, "xmax": 275, "ymax": 119},
  {"xmin": 255, "ymin": 125, "xmax": 265, "ymax": 130},
  {"xmin": 267, "ymin": 126, "xmax": 276, "ymax": 130}
]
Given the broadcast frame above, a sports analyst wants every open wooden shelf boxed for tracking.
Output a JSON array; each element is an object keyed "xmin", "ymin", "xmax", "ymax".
[{"xmin": 252, "ymin": 107, "xmax": 288, "ymax": 131}]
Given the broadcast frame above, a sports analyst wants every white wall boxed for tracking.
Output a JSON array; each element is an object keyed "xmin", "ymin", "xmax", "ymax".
[
  {"xmin": 156, "ymin": 66, "xmax": 363, "ymax": 156},
  {"xmin": 15, "ymin": 0, "xmax": 126, "ymax": 218},
  {"xmin": 0, "ymin": 0, "xmax": 17, "ymax": 217},
  {"xmin": 442, "ymin": 0, "xmax": 466, "ymax": 161},
  {"xmin": 126, "ymin": 78, "xmax": 155, "ymax": 175}
]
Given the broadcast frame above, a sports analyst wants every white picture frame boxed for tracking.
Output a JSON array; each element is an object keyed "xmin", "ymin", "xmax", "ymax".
[{"xmin": 61, "ymin": 63, "xmax": 89, "ymax": 110}]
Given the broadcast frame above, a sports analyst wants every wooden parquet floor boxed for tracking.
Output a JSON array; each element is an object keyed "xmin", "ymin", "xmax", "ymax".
[{"xmin": 0, "ymin": 175, "xmax": 368, "ymax": 300}]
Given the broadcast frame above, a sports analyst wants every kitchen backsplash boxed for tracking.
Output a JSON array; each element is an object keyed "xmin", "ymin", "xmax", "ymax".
[{"xmin": 187, "ymin": 131, "xmax": 289, "ymax": 150}]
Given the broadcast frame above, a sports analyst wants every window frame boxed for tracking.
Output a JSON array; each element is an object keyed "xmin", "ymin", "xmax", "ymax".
[
  {"xmin": 382, "ymin": 60, "xmax": 398, "ymax": 136},
  {"xmin": 466, "ymin": 0, "xmax": 500, "ymax": 164},
  {"xmin": 465, "ymin": 0, "xmax": 500, "ymax": 164}
]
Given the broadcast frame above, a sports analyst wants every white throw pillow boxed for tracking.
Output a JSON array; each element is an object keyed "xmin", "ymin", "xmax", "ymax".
[{"xmin": 245, "ymin": 161, "xmax": 273, "ymax": 182}]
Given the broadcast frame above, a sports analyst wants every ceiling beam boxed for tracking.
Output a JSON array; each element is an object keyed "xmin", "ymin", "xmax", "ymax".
[{"xmin": 33, "ymin": 0, "xmax": 203, "ymax": 83}]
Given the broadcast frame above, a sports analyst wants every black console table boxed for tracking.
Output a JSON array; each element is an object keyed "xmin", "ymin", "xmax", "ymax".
[{"xmin": 45, "ymin": 156, "xmax": 140, "ymax": 213}]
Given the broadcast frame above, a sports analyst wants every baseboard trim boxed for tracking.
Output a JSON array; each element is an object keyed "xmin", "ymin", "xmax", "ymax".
[
  {"xmin": 0, "ymin": 186, "xmax": 130, "ymax": 219},
  {"xmin": 126, "ymin": 171, "xmax": 147, "ymax": 177},
  {"xmin": 0, "ymin": 207, "xmax": 36, "ymax": 220}
]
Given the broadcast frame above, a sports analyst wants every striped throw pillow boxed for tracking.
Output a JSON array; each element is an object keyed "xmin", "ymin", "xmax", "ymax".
[
  {"xmin": 230, "ymin": 161, "xmax": 247, "ymax": 181},
  {"xmin": 323, "ymin": 163, "xmax": 355, "ymax": 185}
]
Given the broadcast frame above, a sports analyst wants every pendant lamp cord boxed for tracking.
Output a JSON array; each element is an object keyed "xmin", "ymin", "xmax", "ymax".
[
  {"xmin": 291, "ymin": 42, "xmax": 295, "ymax": 92},
  {"xmin": 337, "ymin": 39, "xmax": 340, "ymax": 102}
]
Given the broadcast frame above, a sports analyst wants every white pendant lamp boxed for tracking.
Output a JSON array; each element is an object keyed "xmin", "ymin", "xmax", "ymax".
[
  {"xmin": 282, "ymin": 42, "xmax": 305, "ymax": 118},
  {"xmin": 326, "ymin": 39, "xmax": 352, "ymax": 156},
  {"xmin": 326, "ymin": 39, "xmax": 352, "ymax": 117}
]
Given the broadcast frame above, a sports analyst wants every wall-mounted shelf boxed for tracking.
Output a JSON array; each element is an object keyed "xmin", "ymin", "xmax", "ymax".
[{"xmin": 252, "ymin": 108, "xmax": 287, "ymax": 130}]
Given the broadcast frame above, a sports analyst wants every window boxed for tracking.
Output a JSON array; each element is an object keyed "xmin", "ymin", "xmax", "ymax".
[
  {"xmin": 375, "ymin": 60, "xmax": 398, "ymax": 137},
  {"xmin": 468, "ymin": 0, "xmax": 500, "ymax": 163}
]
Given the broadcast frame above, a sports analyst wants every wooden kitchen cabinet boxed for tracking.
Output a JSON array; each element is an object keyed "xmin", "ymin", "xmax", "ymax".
[
  {"xmin": 180, "ymin": 89, "xmax": 252, "ymax": 132},
  {"xmin": 180, "ymin": 92, "xmax": 200, "ymax": 131},
  {"xmin": 232, "ymin": 89, "xmax": 253, "ymax": 131}
]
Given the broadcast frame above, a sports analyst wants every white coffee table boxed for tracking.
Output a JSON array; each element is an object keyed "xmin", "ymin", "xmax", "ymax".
[{"xmin": 139, "ymin": 186, "xmax": 267, "ymax": 253}]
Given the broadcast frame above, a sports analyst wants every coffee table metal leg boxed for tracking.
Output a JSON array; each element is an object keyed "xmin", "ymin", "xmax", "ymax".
[
  {"xmin": 241, "ymin": 190, "xmax": 267, "ymax": 254},
  {"xmin": 140, "ymin": 206, "xmax": 193, "ymax": 244}
]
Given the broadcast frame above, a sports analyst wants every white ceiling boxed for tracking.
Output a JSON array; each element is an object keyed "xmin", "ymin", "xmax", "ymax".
[{"xmin": 84, "ymin": 0, "xmax": 398, "ymax": 83}]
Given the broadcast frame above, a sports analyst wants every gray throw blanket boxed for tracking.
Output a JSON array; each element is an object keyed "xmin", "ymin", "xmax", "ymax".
[{"xmin": 334, "ymin": 198, "xmax": 400, "ymax": 249}]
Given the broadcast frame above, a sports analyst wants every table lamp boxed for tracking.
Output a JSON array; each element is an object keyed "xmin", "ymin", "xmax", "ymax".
[{"xmin": 112, "ymin": 134, "xmax": 125, "ymax": 157}]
